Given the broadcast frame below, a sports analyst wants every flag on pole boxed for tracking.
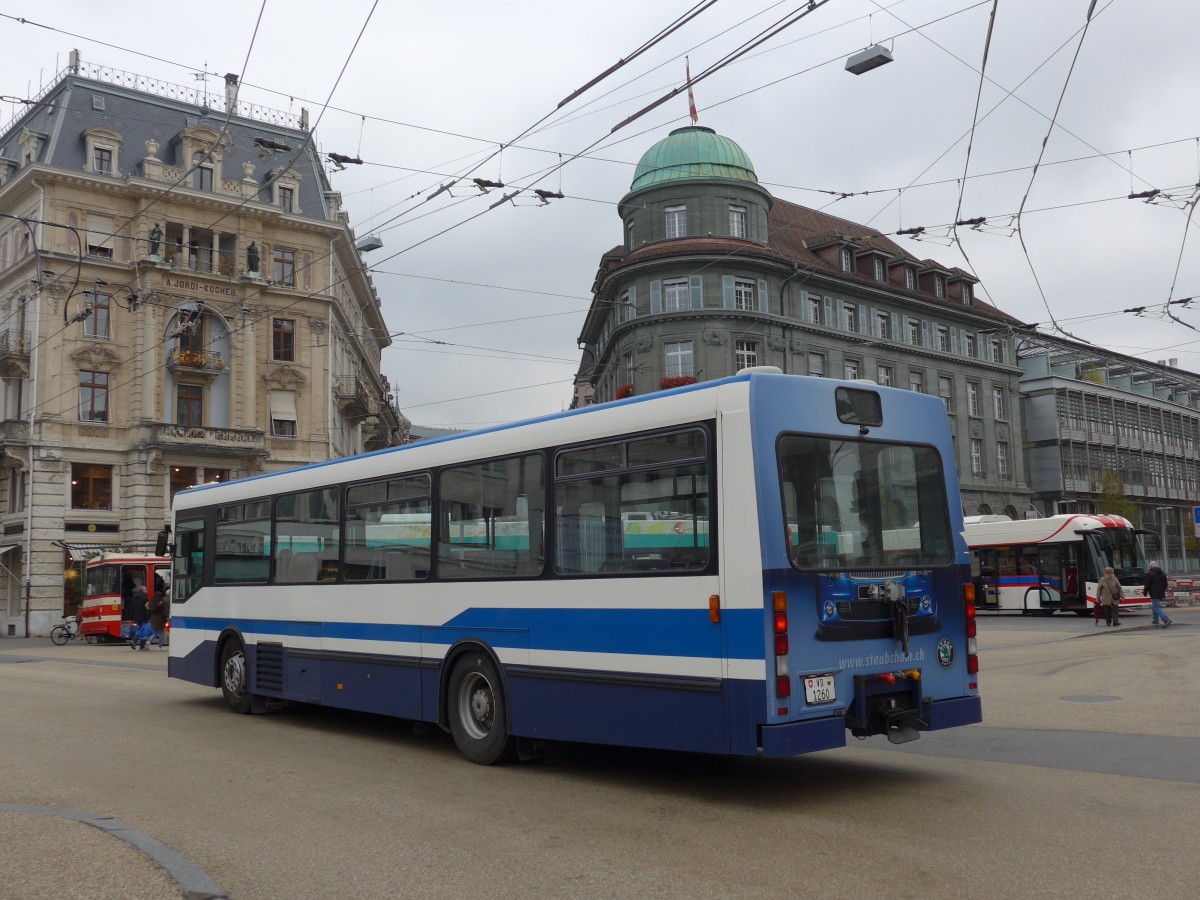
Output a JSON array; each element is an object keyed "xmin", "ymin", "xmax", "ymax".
[{"xmin": 686, "ymin": 57, "xmax": 698, "ymax": 124}]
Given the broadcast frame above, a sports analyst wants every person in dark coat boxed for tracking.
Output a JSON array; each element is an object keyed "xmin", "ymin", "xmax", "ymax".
[
  {"xmin": 129, "ymin": 586, "xmax": 151, "ymax": 650},
  {"xmin": 147, "ymin": 586, "xmax": 168, "ymax": 650},
  {"xmin": 1144, "ymin": 561, "xmax": 1172, "ymax": 628}
]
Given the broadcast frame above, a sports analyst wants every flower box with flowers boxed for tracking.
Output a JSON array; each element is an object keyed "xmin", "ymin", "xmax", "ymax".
[
  {"xmin": 616, "ymin": 383, "xmax": 635, "ymax": 399},
  {"xmin": 659, "ymin": 375, "xmax": 698, "ymax": 390}
]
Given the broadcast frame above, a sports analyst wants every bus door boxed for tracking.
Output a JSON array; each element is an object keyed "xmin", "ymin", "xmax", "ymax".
[{"xmin": 1031, "ymin": 545, "xmax": 1069, "ymax": 611}]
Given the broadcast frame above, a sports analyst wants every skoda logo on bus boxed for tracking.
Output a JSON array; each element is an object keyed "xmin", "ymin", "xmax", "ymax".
[{"xmin": 936, "ymin": 637, "xmax": 955, "ymax": 668}]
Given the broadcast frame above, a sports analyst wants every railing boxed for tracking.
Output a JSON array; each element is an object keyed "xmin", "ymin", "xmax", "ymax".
[
  {"xmin": 159, "ymin": 251, "xmax": 238, "ymax": 277},
  {"xmin": 0, "ymin": 419, "xmax": 28, "ymax": 442},
  {"xmin": 149, "ymin": 423, "xmax": 265, "ymax": 454},
  {"xmin": 334, "ymin": 376, "xmax": 374, "ymax": 416},
  {"xmin": 0, "ymin": 330, "xmax": 30, "ymax": 357},
  {"xmin": 167, "ymin": 348, "xmax": 225, "ymax": 371}
]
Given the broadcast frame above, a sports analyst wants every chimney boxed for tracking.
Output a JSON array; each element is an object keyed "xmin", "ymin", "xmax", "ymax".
[
  {"xmin": 224, "ymin": 73, "xmax": 239, "ymax": 114},
  {"xmin": 1169, "ymin": 358, "xmax": 1178, "ymax": 367}
]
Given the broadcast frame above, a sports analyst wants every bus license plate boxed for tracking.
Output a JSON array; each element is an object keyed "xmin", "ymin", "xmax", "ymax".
[{"xmin": 804, "ymin": 674, "xmax": 836, "ymax": 705}]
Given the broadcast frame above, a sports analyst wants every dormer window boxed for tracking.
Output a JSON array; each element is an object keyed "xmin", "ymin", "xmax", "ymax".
[
  {"xmin": 83, "ymin": 127, "xmax": 122, "ymax": 177},
  {"xmin": 934, "ymin": 274, "xmax": 946, "ymax": 298},
  {"xmin": 729, "ymin": 205, "xmax": 747, "ymax": 238},
  {"xmin": 192, "ymin": 152, "xmax": 214, "ymax": 191},
  {"xmin": 665, "ymin": 205, "xmax": 687, "ymax": 239},
  {"xmin": 840, "ymin": 247, "xmax": 853, "ymax": 273},
  {"xmin": 905, "ymin": 267, "xmax": 915, "ymax": 290},
  {"xmin": 962, "ymin": 283, "xmax": 973, "ymax": 305},
  {"xmin": 270, "ymin": 168, "xmax": 303, "ymax": 214},
  {"xmin": 873, "ymin": 258, "xmax": 885, "ymax": 282},
  {"xmin": 279, "ymin": 186, "xmax": 294, "ymax": 213}
]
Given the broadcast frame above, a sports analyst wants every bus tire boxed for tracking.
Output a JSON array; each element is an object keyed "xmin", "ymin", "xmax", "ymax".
[
  {"xmin": 447, "ymin": 654, "xmax": 517, "ymax": 765},
  {"xmin": 220, "ymin": 640, "xmax": 254, "ymax": 715}
]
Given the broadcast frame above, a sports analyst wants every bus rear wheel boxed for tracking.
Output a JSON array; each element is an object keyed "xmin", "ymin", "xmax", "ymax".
[
  {"xmin": 447, "ymin": 654, "xmax": 517, "ymax": 765},
  {"xmin": 220, "ymin": 640, "xmax": 254, "ymax": 715}
]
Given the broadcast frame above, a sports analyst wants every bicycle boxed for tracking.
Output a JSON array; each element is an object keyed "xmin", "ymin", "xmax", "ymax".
[{"xmin": 50, "ymin": 615, "xmax": 95, "ymax": 646}]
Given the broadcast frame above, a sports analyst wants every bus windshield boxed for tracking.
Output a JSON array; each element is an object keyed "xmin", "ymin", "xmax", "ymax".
[
  {"xmin": 780, "ymin": 435, "xmax": 953, "ymax": 571},
  {"xmin": 1086, "ymin": 528, "xmax": 1148, "ymax": 580}
]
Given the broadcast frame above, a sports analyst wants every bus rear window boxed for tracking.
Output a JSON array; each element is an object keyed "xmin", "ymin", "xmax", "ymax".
[{"xmin": 779, "ymin": 435, "xmax": 952, "ymax": 571}]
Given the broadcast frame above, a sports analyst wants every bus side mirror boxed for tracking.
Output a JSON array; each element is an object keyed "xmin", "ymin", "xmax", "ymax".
[{"xmin": 155, "ymin": 527, "xmax": 172, "ymax": 558}]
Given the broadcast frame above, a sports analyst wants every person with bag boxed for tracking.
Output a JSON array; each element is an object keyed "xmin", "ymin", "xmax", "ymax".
[
  {"xmin": 147, "ymin": 585, "xmax": 168, "ymax": 650},
  {"xmin": 1144, "ymin": 560, "xmax": 1173, "ymax": 628},
  {"xmin": 129, "ymin": 586, "xmax": 152, "ymax": 649},
  {"xmin": 1097, "ymin": 566, "xmax": 1123, "ymax": 627}
]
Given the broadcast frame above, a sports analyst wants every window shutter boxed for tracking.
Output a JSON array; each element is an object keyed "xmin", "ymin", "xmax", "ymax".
[
  {"xmin": 890, "ymin": 313, "xmax": 899, "ymax": 342},
  {"xmin": 627, "ymin": 285, "xmax": 637, "ymax": 319},
  {"xmin": 823, "ymin": 297, "xmax": 833, "ymax": 328},
  {"xmin": 722, "ymin": 275, "xmax": 735, "ymax": 310},
  {"xmin": 858, "ymin": 304, "xmax": 868, "ymax": 334},
  {"xmin": 903, "ymin": 317, "xmax": 912, "ymax": 344},
  {"xmin": 836, "ymin": 300, "xmax": 846, "ymax": 331},
  {"xmin": 650, "ymin": 280, "xmax": 662, "ymax": 314},
  {"xmin": 977, "ymin": 332, "xmax": 986, "ymax": 359},
  {"xmin": 1002, "ymin": 340, "xmax": 1010, "ymax": 365},
  {"xmin": 921, "ymin": 320, "xmax": 930, "ymax": 348},
  {"xmin": 950, "ymin": 327, "xmax": 958, "ymax": 354},
  {"xmin": 870, "ymin": 307, "xmax": 879, "ymax": 337},
  {"xmin": 689, "ymin": 274, "xmax": 703, "ymax": 309},
  {"xmin": 800, "ymin": 291, "xmax": 811, "ymax": 322},
  {"xmin": 758, "ymin": 279, "xmax": 769, "ymax": 313}
]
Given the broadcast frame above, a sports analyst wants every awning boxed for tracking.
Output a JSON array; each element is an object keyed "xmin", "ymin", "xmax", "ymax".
[
  {"xmin": 0, "ymin": 544, "xmax": 16, "ymax": 557},
  {"xmin": 67, "ymin": 546, "xmax": 104, "ymax": 561}
]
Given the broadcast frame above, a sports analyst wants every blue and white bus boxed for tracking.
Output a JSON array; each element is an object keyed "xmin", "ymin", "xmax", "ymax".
[{"xmin": 162, "ymin": 368, "xmax": 981, "ymax": 764}]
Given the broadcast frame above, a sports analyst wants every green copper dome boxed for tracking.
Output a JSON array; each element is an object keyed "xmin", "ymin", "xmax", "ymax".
[{"xmin": 629, "ymin": 126, "xmax": 758, "ymax": 192}]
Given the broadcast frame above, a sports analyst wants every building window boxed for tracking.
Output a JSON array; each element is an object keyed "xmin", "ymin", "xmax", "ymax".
[
  {"xmin": 735, "ymin": 340, "xmax": 758, "ymax": 371},
  {"xmin": 8, "ymin": 468, "xmax": 25, "ymax": 514},
  {"xmin": 665, "ymin": 205, "xmax": 687, "ymax": 239},
  {"xmin": 93, "ymin": 147, "xmax": 113, "ymax": 175},
  {"xmin": 177, "ymin": 383, "xmax": 203, "ymax": 427},
  {"xmin": 273, "ymin": 319, "xmax": 295, "ymax": 361},
  {"xmin": 270, "ymin": 390, "xmax": 298, "ymax": 438},
  {"xmin": 993, "ymin": 386, "xmax": 1007, "ymax": 421},
  {"xmin": 808, "ymin": 352, "xmax": 826, "ymax": 377},
  {"xmin": 729, "ymin": 205, "xmax": 746, "ymax": 238},
  {"xmin": 844, "ymin": 359, "xmax": 860, "ymax": 380},
  {"xmin": 934, "ymin": 275, "xmax": 946, "ymax": 298},
  {"xmin": 970, "ymin": 438, "xmax": 984, "ymax": 477},
  {"xmin": 664, "ymin": 340, "xmax": 693, "ymax": 378},
  {"xmin": 78, "ymin": 371, "xmax": 109, "ymax": 423},
  {"xmin": 990, "ymin": 339, "xmax": 1002, "ymax": 363},
  {"xmin": 809, "ymin": 296, "xmax": 823, "ymax": 325},
  {"xmin": 962, "ymin": 283, "xmax": 973, "ymax": 305},
  {"xmin": 622, "ymin": 350, "xmax": 634, "ymax": 383},
  {"xmin": 967, "ymin": 381, "xmax": 980, "ymax": 417},
  {"xmin": 626, "ymin": 221, "xmax": 634, "ymax": 250},
  {"xmin": 964, "ymin": 333, "xmax": 977, "ymax": 357},
  {"xmin": 279, "ymin": 187, "xmax": 294, "ymax": 212},
  {"xmin": 734, "ymin": 279, "xmax": 755, "ymax": 310},
  {"xmin": 86, "ymin": 243, "xmax": 113, "ymax": 260},
  {"xmin": 170, "ymin": 466, "xmax": 197, "ymax": 504},
  {"xmin": 71, "ymin": 462, "xmax": 112, "ymax": 510},
  {"xmin": 273, "ymin": 248, "xmax": 296, "ymax": 287},
  {"xmin": 840, "ymin": 247, "xmax": 853, "ymax": 273},
  {"xmin": 938, "ymin": 375, "xmax": 954, "ymax": 412},
  {"xmin": 909, "ymin": 370, "xmax": 925, "ymax": 393},
  {"xmin": 844, "ymin": 305, "xmax": 858, "ymax": 332},
  {"xmin": 191, "ymin": 152, "xmax": 213, "ymax": 192},
  {"xmin": 874, "ymin": 258, "xmax": 885, "ymax": 282},
  {"xmin": 875, "ymin": 311, "xmax": 890, "ymax": 340},
  {"xmin": 997, "ymin": 442, "xmax": 1009, "ymax": 478},
  {"xmin": 664, "ymin": 279, "xmax": 689, "ymax": 312},
  {"xmin": 83, "ymin": 293, "xmax": 111, "ymax": 339},
  {"xmin": 905, "ymin": 268, "xmax": 916, "ymax": 290},
  {"xmin": 907, "ymin": 319, "xmax": 920, "ymax": 345},
  {"xmin": 177, "ymin": 310, "xmax": 204, "ymax": 353},
  {"xmin": 877, "ymin": 364, "xmax": 893, "ymax": 387},
  {"xmin": 936, "ymin": 325, "xmax": 949, "ymax": 352}
]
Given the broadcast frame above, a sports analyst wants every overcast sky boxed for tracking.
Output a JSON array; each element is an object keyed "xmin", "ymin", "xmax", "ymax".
[{"xmin": 3, "ymin": 0, "xmax": 1199, "ymax": 429}]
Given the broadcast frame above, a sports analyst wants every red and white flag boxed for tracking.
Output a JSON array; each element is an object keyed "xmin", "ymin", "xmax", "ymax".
[{"xmin": 686, "ymin": 57, "xmax": 698, "ymax": 124}]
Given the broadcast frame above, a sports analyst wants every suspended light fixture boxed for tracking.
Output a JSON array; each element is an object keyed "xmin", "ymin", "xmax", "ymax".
[{"xmin": 845, "ymin": 44, "xmax": 894, "ymax": 75}]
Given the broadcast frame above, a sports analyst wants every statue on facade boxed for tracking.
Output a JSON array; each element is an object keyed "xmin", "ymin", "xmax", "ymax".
[
  {"xmin": 148, "ymin": 223, "xmax": 162, "ymax": 256},
  {"xmin": 246, "ymin": 241, "xmax": 260, "ymax": 273}
]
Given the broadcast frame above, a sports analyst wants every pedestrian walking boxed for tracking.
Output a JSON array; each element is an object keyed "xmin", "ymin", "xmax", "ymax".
[
  {"xmin": 1097, "ymin": 566, "xmax": 1123, "ymax": 627},
  {"xmin": 129, "ymin": 586, "xmax": 152, "ymax": 649},
  {"xmin": 1144, "ymin": 560, "xmax": 1173, "ymax": 628},
  {"xmin": 148, "ymin": 584, "xmax": 168, "ymax": 650}
]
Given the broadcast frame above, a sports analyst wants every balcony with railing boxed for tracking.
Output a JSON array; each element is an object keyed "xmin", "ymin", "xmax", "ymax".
[
  {"xmin": 0, "ymin": 330, "xmax": 30, "ymax": 378},
  {"xmin": 334, "ymin": 375, "xmax": 374, "ymax": 419},
  {"xmin": 167, "ymin": 348, "xmax": 226, "ymax": 372},
  {"xmin": 148, "ymin": 423, "xmax": 265, "ymax": 457}
]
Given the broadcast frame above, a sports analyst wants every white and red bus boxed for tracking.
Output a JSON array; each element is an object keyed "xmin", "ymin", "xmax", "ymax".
[
  {"xmin": 78, "ymin": 552, "xmax": 171, "ymax": 641},
  {"xmin": 963, "ymin": 514, "xmax": 1153, "ymax": 616}
]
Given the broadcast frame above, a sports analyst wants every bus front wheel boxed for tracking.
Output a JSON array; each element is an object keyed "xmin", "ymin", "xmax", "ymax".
[
  {"xmin": 447, "ymin": 654, "xmax": 517, "ymax": 765},
  {"xmin": 220, "ymin": 640, "xmax": 254, "ymax": 715}
]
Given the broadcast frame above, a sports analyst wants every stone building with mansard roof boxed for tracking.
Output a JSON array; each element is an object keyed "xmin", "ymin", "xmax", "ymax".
[
  {"xmin": 576, "ymin": 125, "xmax": 1033, "ymax": 519},
  {"xmin": 0, "ymin": 56, "xmax": 404, "ymax": 635}
]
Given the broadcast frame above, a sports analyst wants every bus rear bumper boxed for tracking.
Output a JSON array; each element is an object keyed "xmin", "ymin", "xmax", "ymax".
[
  {"xmin": 760, "ymin": 716, "xmax": 847, "ymax": 757},
  {"xmin": 923, "ymin": 695, "xmax": 982, "ymax": 730}
]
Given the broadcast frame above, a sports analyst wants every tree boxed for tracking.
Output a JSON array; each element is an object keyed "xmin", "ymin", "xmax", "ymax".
[{"xmin": 1097, "ymin": 471, "xmax": 1137, "ymax": 521}]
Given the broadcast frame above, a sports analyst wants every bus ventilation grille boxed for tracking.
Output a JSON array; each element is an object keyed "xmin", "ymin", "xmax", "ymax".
[
  {"xmin": 836, "ymin": 598, "xmax": 919, "ymax": 620},
  {"xmin": 255, "ymin": 643, "xmax": 284, "ymax": 692},
  {"xmin": 847, "ymin": 570, "xmax": 908, "ymax": 580}
]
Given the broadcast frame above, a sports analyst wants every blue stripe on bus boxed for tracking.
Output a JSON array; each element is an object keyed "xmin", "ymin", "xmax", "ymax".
[{"xmin": 170, "ymin": 606, "xmax": 767, "ymax": 659}]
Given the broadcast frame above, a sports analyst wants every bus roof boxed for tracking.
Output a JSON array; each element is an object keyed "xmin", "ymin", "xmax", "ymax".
[
  {"xmin": 83, "ymin": 552, "xmax": 169, "ymax": 567},
  {"xmin": 964, "ymin": 513, "xmax": 1135, "ymax": 547}
]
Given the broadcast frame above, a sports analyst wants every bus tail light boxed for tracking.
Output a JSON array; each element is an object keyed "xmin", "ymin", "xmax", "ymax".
[
  {"xmin": 964, "ymin": 583, "xmax": 979, "ymax": 681},
  {"xmin": 773, "ymin": 591, "xmax": 790, "ymax": 700}
]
